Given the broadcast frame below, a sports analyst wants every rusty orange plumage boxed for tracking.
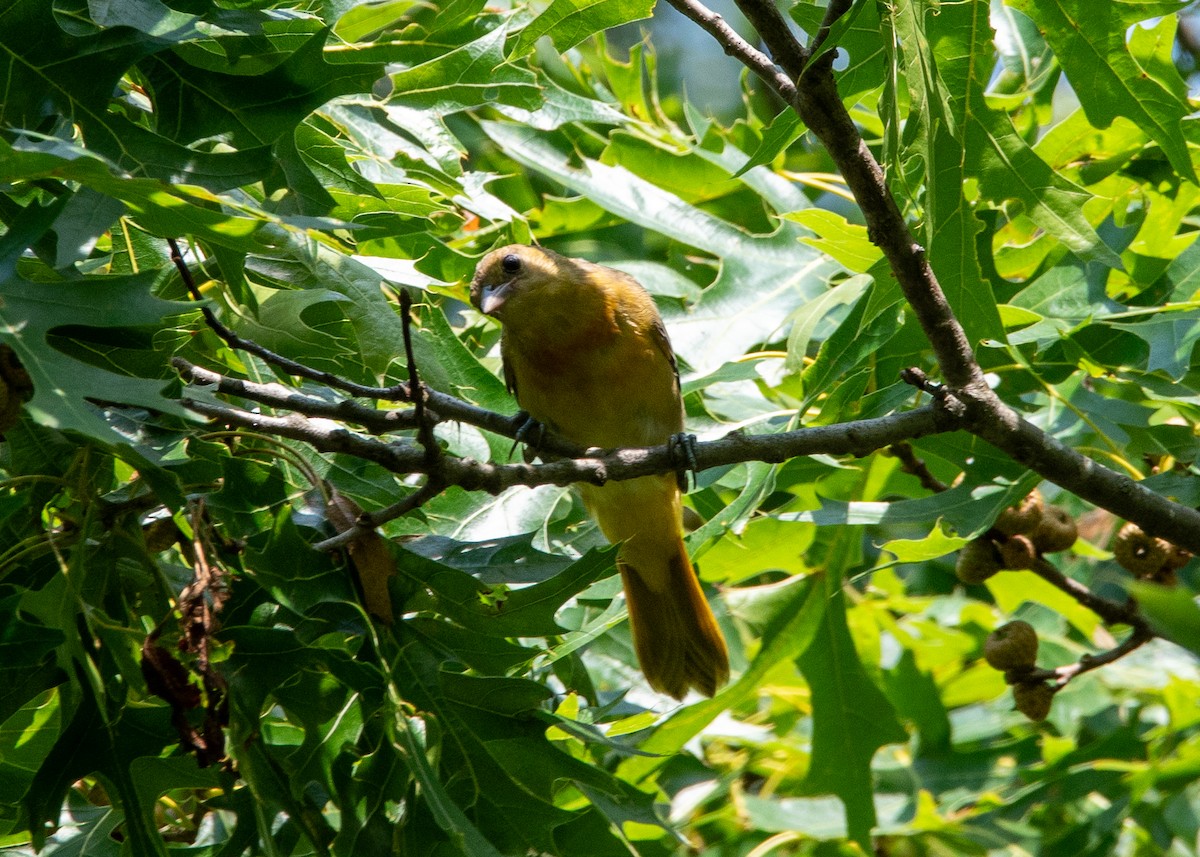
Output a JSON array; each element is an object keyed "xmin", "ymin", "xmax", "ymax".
[{"xmin": 470, "ymin": 244, "xmax": 729, "ymax": 699}]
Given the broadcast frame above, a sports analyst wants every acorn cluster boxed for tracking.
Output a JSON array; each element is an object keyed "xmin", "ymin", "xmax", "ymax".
[
  {"xmin": 958, "ymin": 491, "xmax": 1193, "ymax": 724},
  {"xmin": 983, "ymin": 619, "xmax": 1054, "ymax": 721},
  {"xmin": 955, "ymin": 490, "xmax": 1078, "ymax": 722},
  {"xmin": 955, "ymin": 490, "xmax": 1077, "ymax": 584},
  {"xmin": 1111, "ymin": 522, "xmax": 1191, "ymax": 586}
]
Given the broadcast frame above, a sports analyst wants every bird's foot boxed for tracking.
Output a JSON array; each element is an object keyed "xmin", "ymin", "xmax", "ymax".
[
  {"xmin": 509, "ymin": 410, "xmax": 547, "ymax": 459},
  {"xmin": 668, "ymin": 432, "xmax": 699, "ymax": 490}
]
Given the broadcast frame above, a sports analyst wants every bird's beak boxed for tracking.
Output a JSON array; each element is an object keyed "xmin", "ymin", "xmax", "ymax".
[{"xmin": 479, "ymin": 280, "xmax": 513, "ymax": 316}]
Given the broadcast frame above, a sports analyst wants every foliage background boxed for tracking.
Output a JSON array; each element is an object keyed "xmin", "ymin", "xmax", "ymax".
[{"xmin": 2, "ymin": 0, "xmax": 1200, "ymax": 855}]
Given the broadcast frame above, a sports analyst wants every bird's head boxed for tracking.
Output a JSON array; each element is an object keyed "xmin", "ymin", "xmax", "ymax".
[{"xmin": 470, "ymin": 244, "xmax": 583, "ymax": 321}]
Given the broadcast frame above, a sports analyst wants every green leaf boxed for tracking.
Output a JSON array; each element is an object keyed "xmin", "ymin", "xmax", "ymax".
[
  {"xmin": 0, "ymin": 270, "xmax": 192, "ymax": 444},
  {"xmin": 620, "ymin": 575, "xmax": 824, "ymax": 782},
  {"xmin": 241, "ymin": 237, "xmax": 475, "ymax": 391},
  {"xmin": 896, "ymin": 0, "xmax": 1119, "ymax": 348},
  {"xmin": 788, "ymin": 210, "xmax": 883, "ymax": 273},
  {"xmin": 880, "ymin": 525, "xmax": 969, "ymax": 563},
  {"xmin": 0, "ymin": 595, "xmax": 64, "ymax": 728},
  {"xmin": 493, "ymin": 70, "xmax": 628, "ymax": 130},
  {"xmin": 395, "ymin": 545, "xmax": 612, "ymax": 638},
  {"xmin": 798, "ymin": 571, "xmax": 906, "ymax": 847},
  {"xmin": 741, "ymin": 795, "xmax": 850, "ymax": 838},
  {"xmin": 987, "ymin": 570, "xmax": 1101, "ymax": 638},
  {"xmin": 889, "ymin": 0, "xmax": 996, "ymax": 345},
  {"xmin": 487, "ymin": 548, "xmax": 616, "ymax": 636},
  {"xmin": 695, "ymin": 515, "xmax": 815, "ymax": 583},
  {"xmin": 334, "ymin": 1, "xmax": 419, "ymax": 42},
  {"xmin": 1111, "ymin": 310, "xmax": 1200, "ymax": 379},
  {"xmin": 388, "ymin": 28, "xmax": 541, "ymax": 114},
  {"xmin": 799, "ymin": 281, "xmax": 904, "ymax": 410},
  {"xmin": 513, "ymin": 0, "xmax": 655, "ymax": 55},
  {"xmin": 1131, "ymin": 583, "xmax": 1200, "ymax": 656},
  {"xmin": 783, "ymin": 479, "xmax": 1031, "ymax": 540},
  {"xmin": 1154, "ymin": 235, "xmax": 1200, "ymax": 302},
  {"xmin": 142, "ymin": 29, "xmax": 383, "ymax": 149},
  {"xmin": 794, "ymin": 0, "xmax": 888, "ymax": 102},
  {"xmin": 734, "ymin": 109, "xmax": 804, "ymax": 177},
  {"xmin": 390, "ymin": 704, "xmax": 510, "ymax": 857},
  {"xmin": 990, "ymin": 2, "xmax": 1057, "ymax": 97},
  {"xmin": 0, "ymin": 0, "xmax": 154, "ymax": 129},
  {"xmin": 1008, "ymin": 0, "xmax": 1196, "ymax": 182},
  {"xmin": 882, "ymin": 649, "xmax": 952, "ymax": 754},
  {"xmin": 0, "ymin": 687, "xmax": 62, "ymax": 809},
  {"xmin": 787, "ymin": 273, "xmax": 874, "ymax": 375}
]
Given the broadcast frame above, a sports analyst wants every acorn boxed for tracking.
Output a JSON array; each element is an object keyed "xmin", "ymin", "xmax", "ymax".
[
  {"xmin": 999, "ymin": 534, "xmax": 1038, "ymax": 570},
  {"xmin": 1013, "ymin": 681, "xmax": 1055, "ymax": 722},
  {"xmin": 984, "ymin": 620, "xmax": 1039, "ymax": 672},
  {"xmin": 995, "ymin": 490, "xmax": 1044, "ymax": 536},
  {"xmin": 1113, "ymin": 522, "xmax": 1168, "ymax": 578},
  {"xmin": 1031, "ymin": 505, "xmax": 1078, "ymax": 554},
  {"xmin": 1163, "ymin": 543, "xmax": 1192, "ymax": 571},
  {"xmin": 956, "ymin": 538, "xmax": 1003, "ymax": 584}
]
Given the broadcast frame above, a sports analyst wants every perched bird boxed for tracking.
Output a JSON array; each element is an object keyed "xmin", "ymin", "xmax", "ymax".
[{"xmin": 470, "ymin": 244, "xmax": 730, "ymax": 699}]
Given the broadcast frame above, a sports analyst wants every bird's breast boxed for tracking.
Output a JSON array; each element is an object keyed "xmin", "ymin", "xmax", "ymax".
[{"xmin": 507, "ymin": 333, "xmax": 682, "ymax": 449}]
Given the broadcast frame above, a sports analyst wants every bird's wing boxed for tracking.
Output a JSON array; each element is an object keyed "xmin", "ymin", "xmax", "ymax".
[
  {"xmin": 648, "ymin": 316, "xmax": 680, "ymax": 396},
  {"xmin": 500, "ymin": 335, "xmax": 519, "ymax": 399}
]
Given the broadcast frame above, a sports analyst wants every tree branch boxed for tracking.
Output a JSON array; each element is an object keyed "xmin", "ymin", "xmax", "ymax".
[
  {"xmin": 730, "ymin": 0, "xmax": 808, "ymax": 80},
  {"xmin": 168, "ymin": 239, "xmax": 413, "ymax": 402},
  {"xmin": 174, "ymin": 357, "xmax": 589, "ymax": 459},
  {"xmin": 1023, "ymin": 623, "xmax": 1155, "ymax": 690},
  {"xmin": 668, "ymin": 0, "xmax": 1200, "ymax": 555},
  {"xmin": 177, "ymin": 387, "xmax": 946, "ymax": 494},
  {"xmin": 1026, "ymin": 555, "xmax": 1147, "ymax": 631},
  {"xmin": 664, "ymin": 0, "xmax": 798, "ymax": 99}
]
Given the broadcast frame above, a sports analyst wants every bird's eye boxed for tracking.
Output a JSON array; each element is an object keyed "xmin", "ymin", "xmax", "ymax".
[{"xmin": 501, "ymin": 254, "xmax": 521, "ymax": 274}]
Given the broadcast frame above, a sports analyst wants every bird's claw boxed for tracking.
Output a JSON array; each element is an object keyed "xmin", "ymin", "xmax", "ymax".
[
  {"xmin": 668, "ymin": 432, "xmax": 699, "ymax": 490},
  {"xmin": 509, "ymin": 410, "xmax": 547, "ymax": 459}
]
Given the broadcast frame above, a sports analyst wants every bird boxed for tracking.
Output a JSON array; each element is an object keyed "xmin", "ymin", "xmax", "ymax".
[{"xmin": 470, "ymin": 244, "xmax": 730, "ymax": 699}]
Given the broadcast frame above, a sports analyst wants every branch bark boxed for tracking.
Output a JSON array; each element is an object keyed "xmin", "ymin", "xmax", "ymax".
[{"xmin": 177, "ymin": 367, "xmax": 946, "ymax": 492}]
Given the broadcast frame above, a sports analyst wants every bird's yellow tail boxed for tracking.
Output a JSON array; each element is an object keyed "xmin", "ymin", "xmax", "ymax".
[{"xmin": 620, "ymin": 541, "xmax": 729, "ymax": 699}]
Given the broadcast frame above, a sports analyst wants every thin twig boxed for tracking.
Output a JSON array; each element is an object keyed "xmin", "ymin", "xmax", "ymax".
[
  {"xmin": 311, "ymin": 481, "xmax": 444, "ymax": 552},
  {"xmin": 400, "ymin": 290, "xmax": 440, "ymax": 468},
  {"xmin": 168, "ymin": 238, "xmax": 412, "ymax": 402},
  {"xmin": 663, "ymin": 0, "xmax": 797, "ymax": 99},
  {"xmin": 1022, "ymin": 624, "xmax": 1155, "ymax": 689},
  {"xmin": 809, "ymin": 0, "xmax": 855, "ymax": 58},
  {"xmin": 1027, "ymin": 555, "xmax": 1147, "ymax": 630},
  {"xmin": 174, "ymin": 357, "xmax": 589, "ymax": 458},
  {"xmin": 890, "ymin": 441, "xmax": 948, "ymax": 493},
  {"xmin": 174, "ymin": 358, "xmax": 421, "ymax": 432}
]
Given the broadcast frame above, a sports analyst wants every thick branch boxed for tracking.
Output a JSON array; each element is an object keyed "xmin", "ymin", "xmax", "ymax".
[{"xmin": 961, "ymin": 402, "xmax": 1200, "ymax": 555}]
